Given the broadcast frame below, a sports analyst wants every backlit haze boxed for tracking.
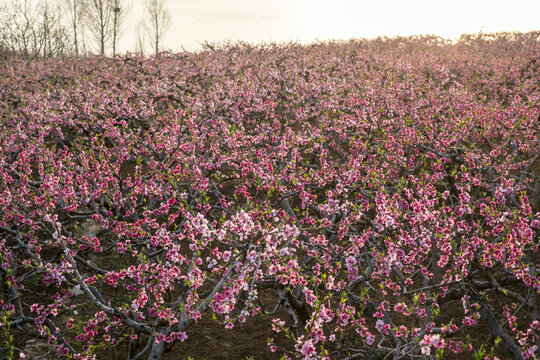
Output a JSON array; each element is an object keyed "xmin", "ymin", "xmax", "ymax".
[{"xmin": 128, "ymin": 0, "xmax": 540, "ymax": 52}]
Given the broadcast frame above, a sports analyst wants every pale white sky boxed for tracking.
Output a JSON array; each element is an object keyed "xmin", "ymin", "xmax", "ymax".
[
  {"xmin": 125, "ymin": 0, "xmax": 539, "ymax": 52},
  {"xmin": 0, "ymin": 0, "xmax": 537, "ymax": 53}
]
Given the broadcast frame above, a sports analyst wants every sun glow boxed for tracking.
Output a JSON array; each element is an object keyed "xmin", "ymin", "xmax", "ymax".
[{"xmin": 138, "ymin": 0, "xmax": 540, "ymax": 52}]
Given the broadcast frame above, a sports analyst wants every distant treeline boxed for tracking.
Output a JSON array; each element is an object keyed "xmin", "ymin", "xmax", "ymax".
[{"xmin": 0, "ymin": 0, "xmax": 171, "ymax": 60}]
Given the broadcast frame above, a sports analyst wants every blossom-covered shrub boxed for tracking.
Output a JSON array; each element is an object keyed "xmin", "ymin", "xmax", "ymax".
[{"xmin": 0, "ymin": 32, "xmax": 539, "ymax": 359}]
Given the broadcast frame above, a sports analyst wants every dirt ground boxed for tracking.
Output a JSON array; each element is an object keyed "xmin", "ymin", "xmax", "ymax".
[{"xmin": 164, "ymin": 316, "xmax": 292, "ymax": 360}]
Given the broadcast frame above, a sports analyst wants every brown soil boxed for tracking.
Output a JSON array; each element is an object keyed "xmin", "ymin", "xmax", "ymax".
[{"xmin": 164, "ymin": 315, "xmax": 293, "ymax": 360}]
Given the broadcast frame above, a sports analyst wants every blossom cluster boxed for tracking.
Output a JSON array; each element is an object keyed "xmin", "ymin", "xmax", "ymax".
[{"xmin": 0, "ymin": 32, "xmax": 538, "ymax": 359}]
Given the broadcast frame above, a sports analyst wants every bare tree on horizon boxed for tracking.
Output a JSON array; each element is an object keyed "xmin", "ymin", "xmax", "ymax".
[
  {"xmin": 64, "ymin": 0, "xmax": 86, "ymax": 56},
  {"xmin": 39, "ymin": 0, "xmax": 69, "ymax": 58},
  {"xmin": 84, "ymin": 0, "xmax": 113, "ymax": 55},
  {"xmin": 0, "ymin": 0, "xmax": 70, "ymax": 59},
  {"xmin": 143, "ymin": 0, "xmax": 171, "ymax": 54},
  {"xmin": 111, "ymin": 0, "xmax": 130, "ymax": 56},
  {"xmin": 135, "ymin": 20, "xmax": 145, "ymax": 55}
]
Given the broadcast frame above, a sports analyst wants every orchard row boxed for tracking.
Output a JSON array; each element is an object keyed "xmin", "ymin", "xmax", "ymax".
[{"xmin": 0, "ymin": 32, "xmax": 538, "ymax": 359}]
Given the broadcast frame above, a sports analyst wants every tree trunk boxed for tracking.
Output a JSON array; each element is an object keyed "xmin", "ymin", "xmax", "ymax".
[
  {"xmin": 112, "ymin": 1, "xmax": 118, "ymax": 57},
  {"xmin": 471, "ymin": 292, "xmax": 524, "ymax": 360},
  {"xmin": 147, "ymin": 339, "xmax": 166, "ymax": 360}
]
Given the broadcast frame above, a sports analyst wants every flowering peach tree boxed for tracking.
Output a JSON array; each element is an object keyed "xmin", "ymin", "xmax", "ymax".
[{"xmin": 0, "ymin": 33, "xmax": 539, "ymax": 359}]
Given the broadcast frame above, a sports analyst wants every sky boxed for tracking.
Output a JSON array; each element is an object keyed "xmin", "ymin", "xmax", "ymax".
[{"xmin": 125, "ymin": 0, "xmax": 540, "ymax": 52}]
